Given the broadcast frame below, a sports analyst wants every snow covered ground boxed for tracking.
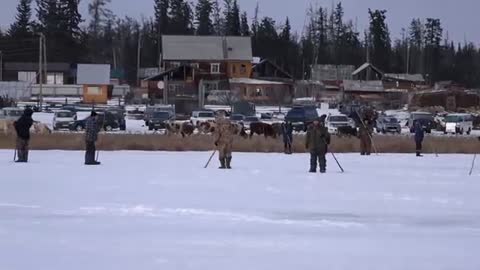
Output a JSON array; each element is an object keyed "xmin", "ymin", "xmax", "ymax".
[{"xmin": 1, "ymin": 151, "xmax": 480, "ymax": 270}]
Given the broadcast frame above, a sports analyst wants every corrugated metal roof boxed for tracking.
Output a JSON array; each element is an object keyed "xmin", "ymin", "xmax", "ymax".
[{"xmin": 162, "ymin": 35, "xmax": 252, "ymax": 61}]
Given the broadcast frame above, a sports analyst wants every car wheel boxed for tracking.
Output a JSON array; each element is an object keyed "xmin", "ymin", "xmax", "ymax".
[
  {"xmin": 148, "ymin": 125, "xmax": 153, "ymax": 131},
  {"xmin": 381, "ymin": 129, "xmax": 386, "ymax": 134},
  {"xmin": 467, "ymin": 128, "xmax": 471, "ymax": 135},
  {"xmin": 105, "ymin": 125, "xmax": 113, "ymax": 131},
  {"xmin": 75, "ymin": 125, "xmax": 83, "ymax": 131}
]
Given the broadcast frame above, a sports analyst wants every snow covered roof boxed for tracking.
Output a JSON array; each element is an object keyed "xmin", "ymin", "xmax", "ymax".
[
  {"xmin": 229, "ymin": 78, "xmax": 286, "ymax": 85},
  {"xmin": 343, "ymin": 80, "xmax": 384, "ymax": 92},
  {"xmin": 352, "ymin": 63, "xmax": 384, "ymax": 77},
  {"xmin": 162, "ymin": 35, "xmax": 253, "ymax": 61},
  {"xmin": 384, "ymin": 73, "xmax": 425, "ymax": 82}
]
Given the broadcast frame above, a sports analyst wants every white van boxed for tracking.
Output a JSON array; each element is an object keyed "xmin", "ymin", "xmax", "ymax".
[
  {"xmin": 444, "ymin": 113, "xmax": 473, "ymax": 135},
  {"xmin": 190, "ymin": 111, "xmax": 216, "ymax": 126},
  {"xmin": 53, "ymin": 110, "xmax": 77, "ymax": 130}
]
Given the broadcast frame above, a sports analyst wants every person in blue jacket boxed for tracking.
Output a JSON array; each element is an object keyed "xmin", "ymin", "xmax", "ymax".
[{"xmin": 414, "ymin": 120, "xmax": 425, "ymax": 157}]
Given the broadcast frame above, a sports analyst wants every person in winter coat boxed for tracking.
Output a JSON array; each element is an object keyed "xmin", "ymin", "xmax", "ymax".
[
  {"xmin": 305, "ymin": 117, "xmax": 331, "ymax": 173},
  {"xmin": 13, "ymin": 108, "xmax": 34, "ymax": 163},
  {"xmin": 214, "ymin": 113, "xmax": 235, "ymax": 169},
  {"xmin": 85, "ymin": 111, "xmax": 101, "ymax": 165},
  {"xmin": 414, "ymin": 120, "xmax": 425, "ymax": 157},
  {"xmin": 282, "ymin": 121, "xmax": 294, "ymax": 154},
  {"xmin": 359, "ymin": 117, "xmax": 374, "ymax": 155}
]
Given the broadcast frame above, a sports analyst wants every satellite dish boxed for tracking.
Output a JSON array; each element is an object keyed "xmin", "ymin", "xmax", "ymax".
[{"xmin": 157, "ymin": 81, "xmax": 165, "ymax": 89}]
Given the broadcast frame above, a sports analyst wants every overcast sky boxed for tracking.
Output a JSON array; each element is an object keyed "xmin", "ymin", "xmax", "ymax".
[{"xmin": 1, "ymin": 0, "xmax": 478, "ymax": 44}]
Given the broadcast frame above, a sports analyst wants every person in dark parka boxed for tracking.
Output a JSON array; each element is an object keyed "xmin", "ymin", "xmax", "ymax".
[
  {"xmin": 14, "ymin": 108, "xmax": 34, "ymax": 163},
  {"xmin": 305, "ymin": 118, "xmax": 331, "ymax": 173},
  {"xmin": 282, "ymin": 121, "xmax": 293, "ymax": 154},
  {"xmin": 414, "ymin": 120, "xmax": 425, "ymax": 157},
  {"xmin": 85, "ymin": 111, "xmax": 101, "ymax": 165}
]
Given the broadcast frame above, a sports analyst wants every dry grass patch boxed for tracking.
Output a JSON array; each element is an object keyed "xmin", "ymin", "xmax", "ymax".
[{"xmin": 0, "ymin": 133, "xmax": 479, "ymax": 154}]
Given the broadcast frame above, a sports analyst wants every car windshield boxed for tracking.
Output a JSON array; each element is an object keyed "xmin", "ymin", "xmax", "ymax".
[
  {"xmin": 57, "ymin": 112, "xmax": 74, "ymax": 118},
  {"xmin": 231, "ymin": 115, "xmax": 244, "ymax": 120},
  {"xmin": 384, "ymin": 117, "xmax": 398, "ymax": 123},
  {"xmin": 198, "ymin": 112, "xmax": 214, "ymax": 118},
  {"xmin": 412, "ymin": 113, "xmax": 433, "ymax": 120},
  {"xmin": 154, "ymin": 112, "xmax": 170, "ymax": 118},
  {"xmin": 444, "ymin": 115, "xmax": 465, "ymax": 123},
  {"xmin": 246, "ymin": 117, "xmax": 259, "ymax": 122},
  {"xmin": 329, "ymin": 116, "xmax": 348, "ymax": 122},
  {"xmin": 287, "ymin": 109, "xmax": 305, "ymax": 117}
]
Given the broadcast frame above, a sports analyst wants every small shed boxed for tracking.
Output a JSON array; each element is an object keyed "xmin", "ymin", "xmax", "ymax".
[{"xmin": 77, "ymin": 64, "xmax": 111, "ymax": 104}]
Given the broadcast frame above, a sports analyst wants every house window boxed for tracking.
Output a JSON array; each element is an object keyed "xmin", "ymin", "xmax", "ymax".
[
  {"xmin": 232, "ymin": 65, "xmax": 237, "ymax": 75},
  {"xmin": 211, "ymin": 63, "xmax": 220, "ymax": 74},
  {"xmin": 240, "ymin": 64, "xmax": 247, "ymax": 74},
  {"xmin": 47, "ymin": 72, "xmax": 64, "ymax": 85},
  {"xmin": 191, "ymin": 63, "xmax": 199, "ymax": 69},
  {"xmin": 18, "ymin": 71, "xmax": 36, "ymax": 82},
  {"xmin": 255, "ymin": 88, "xmax": 263, "ymax": 97},
  {"xmin": 171, "ymin": 62, "xmax": 181, "ymax": 68},
  {"xmin": 87, "ymin": 86, "xmax": 101, "ymax": 95}
]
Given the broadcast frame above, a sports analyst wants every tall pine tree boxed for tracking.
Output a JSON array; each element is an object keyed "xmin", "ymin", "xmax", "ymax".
[
  {"xmin": 8, "ymin": 0, "xmax": 34, "ymax": 38},
  {"xmin": 195, "ymin": 0, "xmax": 214, "ymax": 35},
  {"xmin": 154, "ymin": 0, "xmax": 169, "ymax": 35},
  {"xmin": 169, "ymin": 0, "xmax": 193, "ymax": 35},
  {"xmin": 240, "ymin": 11, "xmax": 249, "ymax": 36},
  {"xmin": 368, "ymin": 9, "xmax": 391, "ymax": 72}
]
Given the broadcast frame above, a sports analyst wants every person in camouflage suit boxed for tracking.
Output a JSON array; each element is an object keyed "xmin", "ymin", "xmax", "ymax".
[
  {"xmin": 305, "ymin": 117, "xmax": 331, "ymax": 173},
  {"xmin": 214, "ymin": 114, "xmax": 235, "ymax": 169},
  {"xmin": 358, "ymin": 117, "xmax": 374, "ymax": 155}
]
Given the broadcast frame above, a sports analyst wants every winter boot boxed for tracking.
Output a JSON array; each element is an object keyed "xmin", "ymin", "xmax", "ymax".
[
  {"xmin": 219, "ymin": 158, "xmax": 226, "ymax": 169},
  {"xmin": 320, "ymin": 168, "xmax": 326, "ymax": 173},
  {"xmin": 226, "ymin": 157, "xmax": 232, "ymax": 169},
  {"xmin": 416, "ymin": 152, "xmax": 423, "ymax": 157}
]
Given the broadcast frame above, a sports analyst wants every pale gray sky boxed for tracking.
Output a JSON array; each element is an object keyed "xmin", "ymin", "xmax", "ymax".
[{"xmin": 1, "ymin": 0, "xmax": 478, "ymax": 44}]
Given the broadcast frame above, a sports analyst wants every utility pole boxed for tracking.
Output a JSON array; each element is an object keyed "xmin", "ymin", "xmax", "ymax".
[
  {"xmin": 136, "ymin": 32, "xmax": 142, "ymax": 87},
  {"xmin": 39, "ymin": 34, "xmax": 43, "ymax": 109},
  {"xmin": 0, "ymin": 51, "xmax": 3, "ymax": 81}
]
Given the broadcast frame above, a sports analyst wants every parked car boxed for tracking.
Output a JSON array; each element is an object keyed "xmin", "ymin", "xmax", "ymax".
[
  {"xmin": 190, "ymin": 111, "xmax": 216, "ymax": 126},
  {"xmin": 149, "ymin": 111, "xmax": 174, "ymax": 131},
  {"xmin": 285, "ymin": 106, "xmax": 319, "ymax": 131},
  {"xmin": 230, "ymin": 114, "xmax": 245, "ymax": 124},
  {"xmin": 376, "ymin": 116, "xmax": 401, "ymax": 134},
  {"xmin": 107, "ymin": 108, "xmax": 127, "ymax": 131},
  {"xmin": 243, "ymin": 116, "xmax": 261, "ymax": 130},
  {"xmin": 444, "ymin": 113, "xmax": 473, "ymax": 135},
  {"xmin": 144, "ymin": 105, "xmax": 175, "ymax": 126},
  {"xmin": 53, "ymin": 110, "xmax": 77, "ymax": 130},
  {"xmin": 70, "ymin": 112, "xmax": 120, "ymax": 132},
  {"xmin": 0, "ymin": 107, "xmax": 24, "ymax": 121},
  {"xmin": 326, "ymin": 114, "xmax": 353, "ymax": 134},
  {"xmin": 408, "ymin": 112, "xmax": 435, "ymax": 133}
]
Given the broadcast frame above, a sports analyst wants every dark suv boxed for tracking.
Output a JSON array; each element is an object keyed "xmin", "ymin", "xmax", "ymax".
[
  {"xmin": 285, "ymin": 106, "xmax": 319, "ymax": 131},
  {"xmin": 70, "ymin": 112, "xmax": 120, "ymax": 132},
  {"xmin": 149, "ymin": 111, "xmax": 174, "ymax": 130}
]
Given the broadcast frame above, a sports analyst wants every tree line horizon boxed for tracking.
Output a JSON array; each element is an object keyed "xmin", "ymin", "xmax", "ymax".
[{"xmin": 0, "ymin": 0, "xmax": 479, "ymax": 88}]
